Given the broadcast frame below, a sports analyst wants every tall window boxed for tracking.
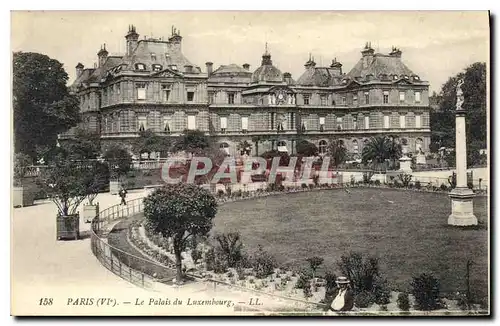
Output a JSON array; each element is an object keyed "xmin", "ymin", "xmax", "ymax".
[
  {"xmin": 289, "ymin": 112, "xmax": 295, "ymax": 130},
  {"xmin": 187, "ymin": 115, "xmax": 196, "ymax": 130},
  {"xmin": 187, "ymin": 92, "xmax": 194, "ymax": 102},
  {"xmin": 270, "ymin": 112, "xmax": 275, "ymax": 130},
  {"xmin": 415, "ymin": 115, "xmax": 421, "ymax": 128},
  {"xmin": 228, "ymin": 93, "xmax": 235, "ymax": 104},
  {"xmin": 163, "ymin": 116, "xmax": 171, "ymax": 133},
  {"xmin": 364, "ymin": 116, "xmax": 370, "ymax": 129},
  {"xmin": 415, "ymin": 91, "xmax": 421, "ymax": 103},
  {"xmin": 161, "ymin": 84, "xmax": 171, "ymax": 102},
  {"xmin": 319, "ymin": 117, "xmax": 325, "ymax": 132},
  {"xmin": 383, "ymin": 91, "xmax": 389, "ymax": 104},
  {"xmin": 241, "ymin": 116, "xmax": 249, "ymax": 132},
  {"xmin": 384, "ymin": 115, "xmax": 390, "ymax": 129},
  {"xmin": 399, "ymin": 91, "xmax": 405, "ymax": 103},
  {"xmin": 353, "ymin": 95, "xmax": 358, "ymax": 106},
  {"xmin": 136, "ymin": 83, "xmax": 146, "ymax": 100},
  {"xmin": 303, "ymin": 95, "xmax": 310, "ymax": 105},
  {"xmin": 320, "ymin": 95, "xmax": 327, "ymax": 106},
  {"xmin": 400, "ymin": 114, "xmax": 406, "ymax": 129},
  {"xmin": 208, "ymin": 92, "xmax": 215, "ymax": 104},
  {"xmin": 353, "ymin": 116, "xmax": 358, "ymax": 130},
  {"xmin": 364, "ymin": 92, "xmax": 369, "ymax": 105},
  {"xmin": 342, "ymin": 96, "xmax": 346, "ymax": 105},
  {"xmin": 319, "ymin": 140, "xmax": 328, "ymax": 154},
  {"xmin": 336, "ymin": 117, "xmax": 343, "ymax": 131},
  {"xmin": 138, "ymin": 115, "xmax": 147, "ymax": 131},
  {"xmin": 220, "ymin": 116, "xmax": 227, "ymax": 133}
]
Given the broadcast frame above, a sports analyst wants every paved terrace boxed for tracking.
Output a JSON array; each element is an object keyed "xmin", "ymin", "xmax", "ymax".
[{"xmin": 11, "ymin": 190, "xmax": 314, "ymax": 316}]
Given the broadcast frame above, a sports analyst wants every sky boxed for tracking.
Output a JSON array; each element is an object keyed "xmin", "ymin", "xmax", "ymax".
[{"xmin": 11, "ymin": 11, "xmax": 489, "ymax": 93}]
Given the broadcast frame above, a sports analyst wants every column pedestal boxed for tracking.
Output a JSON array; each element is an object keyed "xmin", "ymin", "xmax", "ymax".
[
  {"xmin": 448, "ymin": 187, "xmax": 478, "ymax": 226},
  {"xmin": 399, "ymin": 156, "xmax": 412, "ymax": 173}
]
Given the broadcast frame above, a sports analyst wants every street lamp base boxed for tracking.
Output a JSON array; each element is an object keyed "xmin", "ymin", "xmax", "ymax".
[{"xmin": 448, "ymin": 187, "xmax": 478, "ymax": 226}]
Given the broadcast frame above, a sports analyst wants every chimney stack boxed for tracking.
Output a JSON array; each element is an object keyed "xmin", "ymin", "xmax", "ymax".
[
  {"xmin": 125, "ymin": 24, "xmax": 139, "ymax": 56},
  {"xmin": 389, "ymin": 46, "xmax": 402, "ymax": 58},
  {"xmin": 329, "ymin": 58, "xmax": 343, "ymax": 75},
  {"xmin": 97, "ymin": 43, "xmax": 108, "ymax": 67},
  {"xmin": 184, "ymin": 64, "xmax": 193, "ymax": 74},
  {"xmin": 206, "ymin": 62, "xmax": 213, "ymax": 76},
  {"xmin": 283, "ymin": 72, "xmax": 293, "ymax": 85},
  {"xmin": 242, "ymin": 63, "xmax": 250, "ymax": 71},
  {"xmin": 361, "ymin": 42, "xmax": 375, "ymax": 69}
]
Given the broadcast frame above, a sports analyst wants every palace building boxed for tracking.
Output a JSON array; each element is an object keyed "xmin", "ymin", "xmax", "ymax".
[{"xmin": 68, "ymin": 25, "xmax": 431, "ymax": 159}]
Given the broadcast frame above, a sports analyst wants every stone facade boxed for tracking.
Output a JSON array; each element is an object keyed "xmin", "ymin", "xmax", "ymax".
[{"xmin": 68, "ymin": 27, "xmax": 431, "ymax": 158}]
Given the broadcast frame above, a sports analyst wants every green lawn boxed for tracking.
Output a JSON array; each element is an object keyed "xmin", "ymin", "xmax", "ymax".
[{"xmin": 212, "ymin": 188, "xmax": 489, "ymax": 304}]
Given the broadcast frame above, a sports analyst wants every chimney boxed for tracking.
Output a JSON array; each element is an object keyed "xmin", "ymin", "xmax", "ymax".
[
  {"xmin": 389, "ymin": 46, "xmax": 402, "ymax": 58},
  {"xmin": 361, "ymin": 42, "xmax": 375, "ymax": 69},
  {"xmin": 75, "ymin": 62, "xmax": 84, "ymax": 78},
  {"xmin": 283, "ymin": 72, "xmax": 292, "ymax": 85},
  {"xmin": 329, "ymin": 58, "xmax": 343, "ymax": 75},
  {"xmin": 206, "ymin": 62, "xmax": 213, "ymax": 76},
  {"xmin": 97, "ymin": 44, "xmax": 108, "ymax": 67},
  {"xmin": 304, "ymin": 53, "xmax": 316, "ymax": 70},
  {"xmin": 243, "ymin": 63, "xmax": 250, "ymax": 71},
  {"xmin": 184, "ymin": 64, "xmax": 193, "ymax": 74},
  {"xmin": 125, "ymin": 24, "xmax": 139, "ymax": 56},
  {"xmin": 168, "ymin": 25, "xmax": 183, "ymax": 52}
]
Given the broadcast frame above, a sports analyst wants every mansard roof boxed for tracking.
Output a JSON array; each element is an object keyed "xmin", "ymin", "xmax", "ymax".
[
  {"xmin": 346, "ymin": 53, "xmax": 418, "ymax": 80},
  {"xmin": 296, "ymin": 67, "xmax": 344, "ymax": 87},
  {"xmin": 208, "ymin": 64, "xmax": 252, "ymax": 83}
]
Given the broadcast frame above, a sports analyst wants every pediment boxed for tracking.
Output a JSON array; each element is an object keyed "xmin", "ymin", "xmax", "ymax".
[
  {"xmin": 151, "ymin": 68, "xmax": 184, "ymax": 78},
  {"xmin": 268, "ymin": 85, "xmax": 295, "ymax": 94}
]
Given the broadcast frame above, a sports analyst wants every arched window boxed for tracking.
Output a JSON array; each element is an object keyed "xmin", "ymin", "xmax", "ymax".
[
  {"xmin": 219, "ymin": 143, "xmax": 230, "ymax": 155},
  {"xmin": 319, "ymin": 140, "xmax": 328, "ymax": 154}
]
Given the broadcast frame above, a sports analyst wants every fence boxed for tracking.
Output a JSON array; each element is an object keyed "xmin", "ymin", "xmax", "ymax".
[{"xmin": 90, "ymin": 197, "xmax": 177, "ymax": 289}]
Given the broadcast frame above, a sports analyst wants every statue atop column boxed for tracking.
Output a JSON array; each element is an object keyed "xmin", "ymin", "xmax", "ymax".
[{"xmin": 456, "ymin": 79, "xmax": 465, "ymax": 111}]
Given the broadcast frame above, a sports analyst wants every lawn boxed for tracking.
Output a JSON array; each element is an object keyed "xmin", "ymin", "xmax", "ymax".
[{"xmin": 212, "ymin": 188, "xmax": 489, "ymax": 304}]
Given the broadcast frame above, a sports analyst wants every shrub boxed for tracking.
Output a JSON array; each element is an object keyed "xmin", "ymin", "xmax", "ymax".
[
  {"xmin": 398, "ymin": 173, "xmax": 413, "ymax": 188},
  {"xmin": 354, "ymin": 290, "xmax": 375, "ymax": 308},
  {"xmin": 217, "ymin": 189, "xmax": 225, "ymax": 197},
  {"xmin": 410, "ymin": 273, "xmax": 442, "ymax": 311},
  {"xmin": 236, "ymin": 265, "xmax": 246, "ymax": 280},
  {"xmin": 350, "ymin": 175, "xmax": 355, "ymax": 185},
  {"xmin": 373, "ymin": 278, "xmax": 391, "ymax": 305},
  {"xmin": 308, "ymin": 184, "xmax": 315, "ymax": 190},
  {"xmin": 374, "ymin": 180, "xmax": 381, "ymax": 186},
  {"xmin": 440, "ymin": 184, "xmax": 448, "ymax": 191},
  {"xmin": 337, "ymin": 252, "xmax": 380, "ymax": 295},
  {"xmin": 295, "ymin": 273, "xmax": 311, "ymax": 289},
  {"xmin": 324, "ymin": 272, "xmax": 337, "ymax": 294},
  {"xmin": 397, "ymin": 292, "xmax": 410, "ymax": 311},
  {"xmin": 190, "ymin": 248, "xmax": 202, "ymax": 264},
  {"xmin": 301, "ymin": 183, "xmax": 308, "ymax": 189},
  {"xmin": 415, "ymin": 181, "xmax": 422, "ymax": 190},
  {"xmin": 214, "ymin": 232, "xmax": 244, "ymax": 268},
  {"xmin": 393, "ymin": 180, "xmax": 401, "ymax": 188},
  {"xmin": 251, "ymin": 245, "xmax": 277, "ymax": 279},
  {"xmin": 303, "ymin": 281, "xmax": 313, "ymax": 299}
]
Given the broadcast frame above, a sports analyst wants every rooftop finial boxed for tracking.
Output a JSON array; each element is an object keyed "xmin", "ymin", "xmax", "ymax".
[
  {"xmin": 265, "ymin": 42, "xmax": 269, "ymax": 55},
  {"xmin": 103, "ymin": 43, "xmax": 106, "ymax": 51},
  {"xmin": 309, "ymin": 52, "xmax": 312, "ymax": 61}
]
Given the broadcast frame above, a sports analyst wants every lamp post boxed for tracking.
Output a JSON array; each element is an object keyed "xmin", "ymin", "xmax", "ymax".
[{"xmin": 448, "ymin": 79, "xmax": 477, "ymax": 226}]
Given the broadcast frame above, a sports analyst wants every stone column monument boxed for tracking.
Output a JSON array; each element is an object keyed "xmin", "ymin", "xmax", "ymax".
[{"xmin": 448, "ymin": 79, "xmax": 477, "ymax": 226}]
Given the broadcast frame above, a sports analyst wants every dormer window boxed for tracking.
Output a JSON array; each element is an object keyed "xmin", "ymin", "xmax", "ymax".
[
  {"xmin": 135, "ymin": 63, "xmax": 146, "ymax": 71},
  {"xmin": 152, "ymin": 64, "xmax": 162, "ymax": 72},
  {"xmin": 404, "ymin": 75, "xmax": 409, "ymax": 80},
  {"xmin": 393, "ymin": 75, "xmax": 398, "ymax": 80},
  {"xmin": 170, "ymin": 65, "xmax": 178, "ymax": 71},
  {"xmin": 413, "ymin": 75, "xmax": 420, "ymax": 81}
]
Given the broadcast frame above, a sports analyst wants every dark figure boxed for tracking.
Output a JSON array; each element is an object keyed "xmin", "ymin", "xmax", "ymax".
[
  {"xmin": 119, "ymin": 186, "xmax": 127, "ymax": 205},
  {"xmin": 329, "ymin": 276, "xmax": 355, "ymax": 312}
]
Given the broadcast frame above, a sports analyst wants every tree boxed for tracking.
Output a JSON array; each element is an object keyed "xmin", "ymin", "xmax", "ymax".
[
  {"xmin": 361, "ymin": 136, "xmax": 391, "ymax": 170},
  {"xmin": 143, "ymin": 184, "xmax": 218, "ymax": 283},
  {"xmin": 328, "ymin": 139, "xmax": 347, "ymax": 168},
  {"xmin": 134, "ymin": 129, "xmax": 171, "ymax": 159},
  {"xmin": 306, "ymin": 256, "xmax": 324, "ymax": 279},
  {"xmin": 13, "ymin": 152, "xmax": 32, "ymax": 187},
  {"xmin": 387, "ymin": 135, "xmax": 402, "ymax": 169},
  {"xmin": 174, "ymin": 129, "xmax": 210, "ymax": 154},
  {"xmin": 251, "ymin": 135, "xmax": 268, "ymax": 156},
  {"xmin": 61, "ymin": 127, "xmax": 101, "ymax": 161},
  {"xmin": 103, "ymin": 144, "xmax": 132, "ymax": 180},
  {"xmin": 430, "ymin": 62, "xmax": 487, "ymax": 151},
  {"xmin": 296, "ymin": 139, "xmax": 318, "ymax": 157},
  {"xmin": 13, "ymin": 52, "xmax": 80, "ymax": 159}
]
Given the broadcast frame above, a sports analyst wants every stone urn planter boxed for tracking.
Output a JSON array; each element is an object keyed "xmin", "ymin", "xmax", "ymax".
[
  {"xmin": 57, "ymin": 213, "xmax": 80, "ymax": 240},
  {"xmin": 109, "ymin": 180, "xmax": 121, "ymax": 195},
  {"xmin": 83, "ymin": 203, "xmax": 99, "ymax": 223}
]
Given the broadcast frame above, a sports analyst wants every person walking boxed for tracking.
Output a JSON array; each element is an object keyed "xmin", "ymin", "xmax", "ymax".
[{"xmin": 118, "ymin": 186, "xmax": 127, "ymax": 205}]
